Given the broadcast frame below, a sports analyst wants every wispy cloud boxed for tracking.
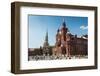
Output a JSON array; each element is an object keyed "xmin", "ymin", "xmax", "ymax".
[{"xmin": 80, "ymin": 25, "xmax": 88, "ymax": 30}]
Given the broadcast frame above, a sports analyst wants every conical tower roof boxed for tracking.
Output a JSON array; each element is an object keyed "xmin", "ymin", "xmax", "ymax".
[{"xmin": 43, "ymin": 30, "xmax": 49, "ymax": 47}]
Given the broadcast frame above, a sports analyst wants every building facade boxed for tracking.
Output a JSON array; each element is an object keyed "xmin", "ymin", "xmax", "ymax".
[{"xmin": 52, "ymin": 19, "xmax": 88, "ymax": 58}]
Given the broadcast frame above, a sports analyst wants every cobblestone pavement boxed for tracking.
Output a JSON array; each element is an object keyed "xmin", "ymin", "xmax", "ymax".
[{"xmin": 28, "ymin": 55, "xmax": 88, "ymax": 61}]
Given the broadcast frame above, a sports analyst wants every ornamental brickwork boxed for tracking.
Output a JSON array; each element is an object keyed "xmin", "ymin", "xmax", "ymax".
[{"xmin": 52, "ymin": 19, "xmax": 88, "ymax": 58}]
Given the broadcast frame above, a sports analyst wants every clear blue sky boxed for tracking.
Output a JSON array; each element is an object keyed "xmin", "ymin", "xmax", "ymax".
[{"xmin": 28, "ymin": 15, "xmax": 88, "ymax": 48}]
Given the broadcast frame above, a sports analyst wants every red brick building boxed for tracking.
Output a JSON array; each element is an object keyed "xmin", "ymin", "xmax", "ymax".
[{"xmin": 52, "ymin": 19, "xmax": 88, "ymax": 58}]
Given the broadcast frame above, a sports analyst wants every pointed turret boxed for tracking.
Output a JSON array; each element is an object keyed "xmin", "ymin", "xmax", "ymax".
[
  {"xmin": 62, "ymin": 18, "xmax": 66, "ymax": 27},
  {"xmin": 61, "ymin": 18, "xmax": 68, "ymax": 33}
]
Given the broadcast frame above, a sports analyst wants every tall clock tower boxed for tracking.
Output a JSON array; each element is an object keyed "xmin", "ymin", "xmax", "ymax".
[{"xmin": 43, "ymin": 31, "xmax": 50, "ymax": 56}]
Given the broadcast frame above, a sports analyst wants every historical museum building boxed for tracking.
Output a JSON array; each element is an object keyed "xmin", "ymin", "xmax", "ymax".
[
  {"xmin": 52, "ymin": 19, "xmax": 88, "ymax": 58},
  {"xmin": 28, "ymin": 19, "xmax": 88, "ymax": 59}
]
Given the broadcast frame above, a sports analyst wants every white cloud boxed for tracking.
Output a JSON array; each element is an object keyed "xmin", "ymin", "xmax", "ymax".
[{"xmin": 80, "ymin": 25, "xmax": 88, "ymax": 30}]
